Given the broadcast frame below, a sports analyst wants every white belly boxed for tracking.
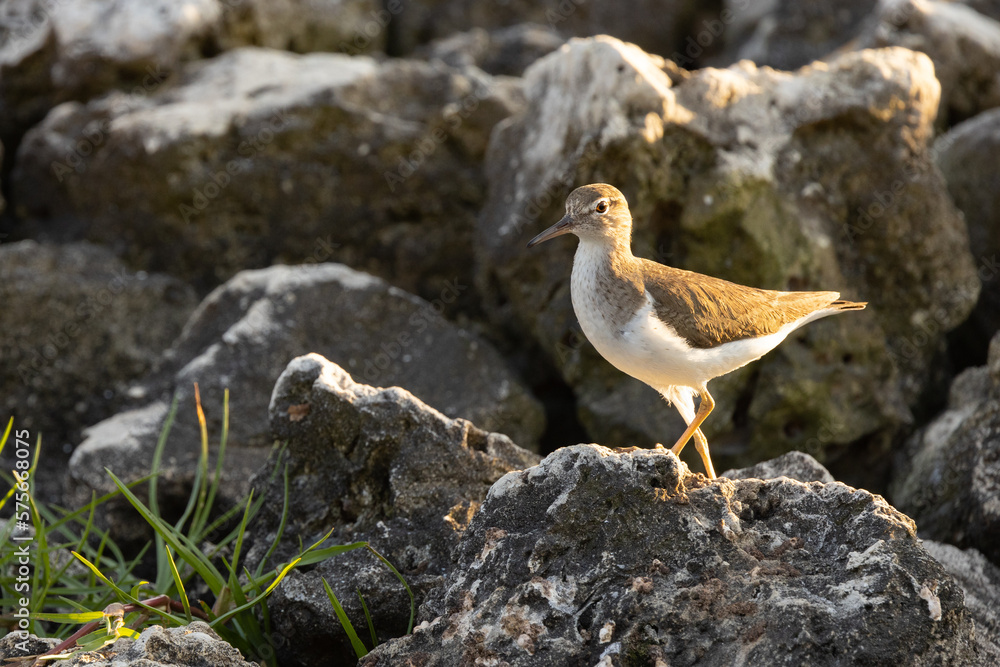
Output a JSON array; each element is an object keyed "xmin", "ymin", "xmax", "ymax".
[{"xmin": 571, "ymin": 255, "xmax": 796, "ymax": 391}]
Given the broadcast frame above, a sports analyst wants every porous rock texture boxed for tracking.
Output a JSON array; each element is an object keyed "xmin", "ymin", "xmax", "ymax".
[
  {"xmin": 243, "ymin": 353, "xmax": 540, "ymax": 665},
  {"xmin": 14, "ymin": 47, "xmax": 524, "ymax": 304},
  {"xmin": 364, "ymin": 445, "xmax": 976, "ymax": 666},
  {"xmin": 923, "ymin": 541, "xmax": 1000, "ymax": 663},
  {"xmin": 477, "ymin": 36, "xmax": 978, "ymax": 487},
  {"xmin": 890, "ymin": 331, "xmax": 1000, "ymax": 565},
  {"xmin": 0, "ymin": 0, "xmax": 381, "ymax": 142},
  {"xmin": 68, "ymin": 264, "xmax": 543, "ymax": 545}
]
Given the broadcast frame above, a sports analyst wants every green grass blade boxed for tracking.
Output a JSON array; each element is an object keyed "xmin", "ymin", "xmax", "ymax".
[
  {"xmin": 69, "ymin": 552, "xmax": 186, "ymax": 625},
  {"xmin": 163, "ymin": 547, "xmax": 192, "ymax": 621},
  {"xmin": 366, "ymin": 545, "xmax": 415, "ymax": 635},
  {"xmin": 0, "ymin": 416, "xmax": 12, "ymax": 455},
  {"xmin": 198, "ymin": 388, "xmax": 230, "ymax": 537},
  {"xmin": 209, "ymin": 556, "xmax": 301, "ymax": 628},
  {"xmin": 357, "ymin": 589, "xmax": 378, "ymax": 648},
  {"xmin": 31, "ymin": 611, "xmax": 104, "ymax": 624},
  {"xmin": 104, "ymin": 469, "xmax": 227, "ymax": 593},
  {"xmin": 150, "ymin": 395, "xmax": 179, "ymax": 590},
  {"xmin": 323, "ymin": 578, "xmax": 367, "ymax": 658}
]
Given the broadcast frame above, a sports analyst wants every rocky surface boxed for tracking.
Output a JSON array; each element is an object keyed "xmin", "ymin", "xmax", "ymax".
[
  {"xmin": 243, "ymin": 353, "xmax": 540, "ymax": 665},
  {"xmin": 923, "ymin": 541, "xmax": 1000, "ymax": 663},
  {"xmin": 476, "ymin": 36, "xmax": 976, "ymax": 487},
  {"xmin": 0, "ymin": 622, "xmax": 255, "ymax": 667},
  {"xmin": 890, "ymin": 331, "xmax": 1000, "ymax": 565},
  {"xmin": 857, "ymin": 0, "xmax": 1000, "ymax": 128},
  {"xmin": 364, "ymin": 444, "xmax": 975, "ymax": 665},
  {"xmin": 935, "ymin": 108, "xmax": 1000, "ymax": 366},
  {"xmin": 14, "ymin": 47, "xmax": 524, "ymax": 303},
  {"xmin": 0, "ymin": 0, "xmax": 383, "ymax": 144},
  {"xmin": 68, "ymin": 264, "xmax": 544, "ymax": 542},
  {"xmin": 0, "ymin": 240, "xmax": 197, "ymax": 456},
  {"xmin": 722, "ymin": 450, "xmax": 836, "ymax": 484}
]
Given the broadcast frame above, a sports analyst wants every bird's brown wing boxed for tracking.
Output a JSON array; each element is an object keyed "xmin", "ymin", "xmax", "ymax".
[{"xmin": 639, "ymin": 259, "xmax": 846, "ymax": 349}]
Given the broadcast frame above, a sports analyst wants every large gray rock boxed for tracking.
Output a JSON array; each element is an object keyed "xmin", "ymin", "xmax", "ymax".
[
  {"xmin": 14, "ymin": 47, "xmax": 524, "ymax": 306},
  {"xmin": 923, "ymin": 541, "xmax": 1000, "ymax": 663},
  {"xmin": 890, "ymin": 332, "xmax": 1000, "ymax": 566},
  {"xmin": 935, "ymin": 109, "xmax": 1000, "ymax": 366},
  {"xmin": 857, "ymin": 0, "xmax": 1000, "ymax": 127},
  {"xmin": 476, "ymin": 36, "xmax": 977, "ymax": 487},
  {"xmin": 0, "ymin": 240, "xmax": 197, "ymax": 452},
  {"xmin": 68, "ymin": 264, "xmax": 544, "ymax": 542},
  {"xmin": 0, "ymin": 0, "xmax": 381, "ymax": 142},
  {"xmin": 364, "ymin": 444, "xmax": 976, "ymax": 665},
  {"xmin": 245, "ymin": 353, "xmax": 540, "ymax": 665}
]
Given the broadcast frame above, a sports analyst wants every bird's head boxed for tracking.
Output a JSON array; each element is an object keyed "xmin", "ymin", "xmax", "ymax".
[{"xmin": 526, "ymin": 183, "xmax": 632, "ymax": 248}]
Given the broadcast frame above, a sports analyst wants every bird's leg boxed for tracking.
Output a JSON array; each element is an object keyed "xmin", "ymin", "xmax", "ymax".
[
  {"xmin": 692, "ymin": 429, "xmax": 716, "ymax": 479},
  {"xmin": 669, "ymin": 389, "xmax": 716, "ymax": 477}
]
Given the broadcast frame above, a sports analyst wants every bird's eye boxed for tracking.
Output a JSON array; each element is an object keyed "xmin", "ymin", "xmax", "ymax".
[{"xmin": 595, "ymin": 200, "xmax": 609, "ymax": 213}]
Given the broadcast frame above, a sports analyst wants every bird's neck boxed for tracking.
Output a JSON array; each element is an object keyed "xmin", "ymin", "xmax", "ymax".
[{"xmin": 571, "ymin": 236, "xmax": 645, "ymax": 304}]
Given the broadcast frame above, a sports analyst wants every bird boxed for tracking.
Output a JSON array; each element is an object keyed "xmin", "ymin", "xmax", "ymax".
[{"xmin": 526, "ymin": 183, "xmax": 866, "ymax": 478}]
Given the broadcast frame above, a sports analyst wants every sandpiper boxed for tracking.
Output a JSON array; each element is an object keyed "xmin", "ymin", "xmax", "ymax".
[{"xmin": 527, "ymin": 184, "xmax": 866, "ymax": 478}]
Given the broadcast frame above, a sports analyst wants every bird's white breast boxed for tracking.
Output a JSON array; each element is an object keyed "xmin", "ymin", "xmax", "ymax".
[{"xmin": 570, "ymin": 241, "xmax": 809, "ymax": 392}]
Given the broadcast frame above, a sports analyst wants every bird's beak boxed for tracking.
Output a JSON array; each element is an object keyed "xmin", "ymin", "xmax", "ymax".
[{"xmin": 526, "ymin": 215, "xmax": 574, "ymax": 248}]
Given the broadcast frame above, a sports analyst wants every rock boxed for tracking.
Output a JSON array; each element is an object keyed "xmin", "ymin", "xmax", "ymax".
[
  {"xmin": 364, "ymin": 444, "xmax": 975, "ymax": 665},
  {"xmin": 857, "ymin": 0, "xmax": 1000, "ymax": 128},
  {"xmin": 57, "ymin": 622, "xmax": 253, "ymax": 667},
  {"xmin": 476, "ymin": 36, "xmax": 977, "ymax": 488},
  {"xmin": 418, "ymin": 23, "xmax": 565, "ymax": 77},
  {"xmin": 13, "ymin": 47, "xmax": 524, "ymax": 304},
  {"xmin": 722, "ymin": 450, "xmax": 836, "ymax": 484},
  {"xmin": 923, "ymin": 541, "xmax": 1000, "ymax": 663},
  {"xmin": 0, "ymin": 240, "xmax": 197, "ymax": 457},
  {"xmin": 934, "ymin": 109, "xmax": 1000, "ymax": 367},
  {"xmin": 890, "ymin": 332, "xmax": 1000, "ymax": 566},
  {"xmin": 244, "ymin": 353, "xmax": 540, "ymax": 665},
  {"xmin": 68, "ymin": 264, "xmax": 544, "ymax": 543},
  {"xmin": 0, "ymin": 0, "xmax": 381, "ymax": 143},
  {"xmin": 0, "ymin": 633, "xmax": 58, "ymax": 664},
  {"xmin": 717, "ymin": 0, "xmax": 878, "ymax": 70},
  {"xmin": 389, "ymin": 0, "xmax": 709, "ymax": 61}
]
